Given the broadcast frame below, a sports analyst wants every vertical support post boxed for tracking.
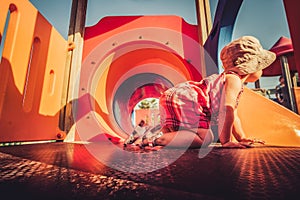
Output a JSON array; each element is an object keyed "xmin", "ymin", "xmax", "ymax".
[
  {"xmin": 195, "ymin": 0, "xmax": 212, "ymax": 45},
  {"xmin": 280, "ymin": 55, "xmax": 297, "ymax": 113},
  {"xmin": 59, "ymin": 0, "xmax": 88, "ymax": 136},
  {"xmin": 195, "ymin": 0, "xmax": 212, "ymax": 77}
]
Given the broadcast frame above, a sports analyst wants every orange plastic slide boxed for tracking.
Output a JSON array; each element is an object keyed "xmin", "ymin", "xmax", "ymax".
[{"xmin": 238, "ymin": 88, "xmax": 300, "ymax": 147}]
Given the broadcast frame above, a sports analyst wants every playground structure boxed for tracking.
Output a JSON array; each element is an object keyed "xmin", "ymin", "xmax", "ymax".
[{"xmin": 0, "ymin": 0, "xmax": 300, "ymax": 147}]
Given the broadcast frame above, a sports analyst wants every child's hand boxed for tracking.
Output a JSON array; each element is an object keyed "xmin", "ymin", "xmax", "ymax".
[
  {"xmin": 251, "ymin": 138, "xmax": 265, "ymax": 145},
  {"xmin": 239, "ymin": 138, "xmax": 253, "ymax": 143},
  {"xmin": 222, "ymin": 141, "xmax": 253, "ymax": 148},
  {"xmin": 240, "ymin": 138, "xmax": 265, "ymax": 145},
  {"xmin": 222, "ymin": 138, "xmax": 265, "ymax": 148}
]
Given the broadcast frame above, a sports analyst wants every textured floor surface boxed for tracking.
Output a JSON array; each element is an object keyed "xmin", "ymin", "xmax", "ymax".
[{"xmin": 0, "ymin": 142, "xmax": 299, "ymax": 200}]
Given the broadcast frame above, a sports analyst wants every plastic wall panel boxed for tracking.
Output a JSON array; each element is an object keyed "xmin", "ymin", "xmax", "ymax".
[{"xmin": 0, "ymin": 0, "xmax": 68, "ymax": 142}]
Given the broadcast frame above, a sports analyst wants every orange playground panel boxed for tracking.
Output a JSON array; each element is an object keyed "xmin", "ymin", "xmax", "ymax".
[{"xmin": 0, "ymin": 0, "xmax": 68, "ymax": 142}]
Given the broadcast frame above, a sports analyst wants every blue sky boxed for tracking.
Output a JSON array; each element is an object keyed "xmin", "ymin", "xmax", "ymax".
[{"xmin": 28, "ymin": 0, "xmax": 290, "ymax": 90}]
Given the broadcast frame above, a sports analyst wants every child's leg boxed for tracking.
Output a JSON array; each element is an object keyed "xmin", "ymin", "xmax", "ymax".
[
  {"xmin": 155, "ymin": 128, "xmax": 214, "ymax": 148},
  {"xmin": 196, "ymin": 128, "xmax": 214, "ymax": 147}
]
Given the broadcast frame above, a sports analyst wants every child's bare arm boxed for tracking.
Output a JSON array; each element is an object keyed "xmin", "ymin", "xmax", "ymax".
[
  {"xmin": 218, "ymin": 74, "xmax": 241, "ymax": 143},
  {"xmin": 218, "ymin": 105, "xmax": 234, "ymax": 144},
  {"xmin": 232, "ymin": 113, "xmax": 254, "ymax": 142},
  {"xmin": 218, "ymin": 74, "xmax": 250, "ymax": 148}
]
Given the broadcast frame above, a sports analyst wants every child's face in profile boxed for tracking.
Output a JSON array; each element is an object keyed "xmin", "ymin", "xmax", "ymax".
[{"xmin": 245, "ymin": 70, "xmax": 263, "ymax": 82}]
